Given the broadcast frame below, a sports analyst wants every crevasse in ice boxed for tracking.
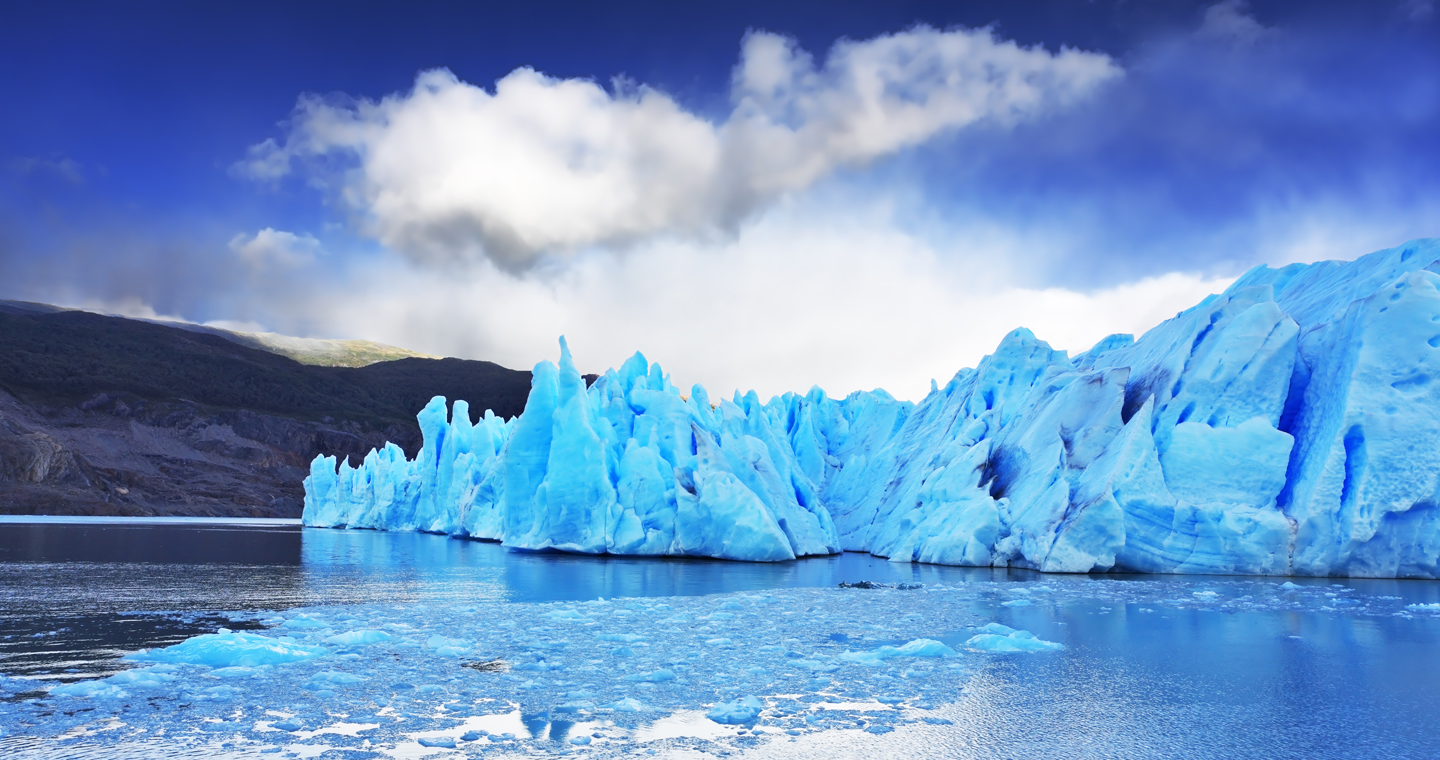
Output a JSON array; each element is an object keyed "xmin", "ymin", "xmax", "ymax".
[{"xmin": 304, "ymin": 240, "xmax": 1440, "ymax": 577}]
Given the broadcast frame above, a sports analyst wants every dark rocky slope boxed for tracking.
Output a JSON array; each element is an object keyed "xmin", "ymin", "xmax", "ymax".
[{"xmin": 0, "ymin": 307, "xmax": 532, "ymax": 517}]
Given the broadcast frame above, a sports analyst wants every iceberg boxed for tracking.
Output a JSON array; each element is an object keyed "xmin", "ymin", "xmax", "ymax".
[
  {"xmin": 304, "ymin": 240, "xmax": 1440, "ymax": 577},
  {"xmin": 708, "ymin": 695, "xmax": 764, "ymax": 724},
  {"xmin": 130, "ymin": 630, "xmax": 327, "ymax": 668},
  {"xmin": 306, "ymin": 337, "xmax": 858, "ymax": 561}
]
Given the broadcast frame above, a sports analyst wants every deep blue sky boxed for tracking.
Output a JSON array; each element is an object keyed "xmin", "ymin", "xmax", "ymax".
[{"xmin": 2, "ymin": 1, "xmax": 1439, "ymax": 396}]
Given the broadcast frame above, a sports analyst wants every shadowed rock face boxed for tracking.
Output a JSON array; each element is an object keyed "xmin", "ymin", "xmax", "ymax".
[
  {"xmin": 0, "ymin": 389, "xmax": 415, "ymax": 517},
  {"xmin": 0, "ymin": 306, "xmax": 534, "ymax": 518}
]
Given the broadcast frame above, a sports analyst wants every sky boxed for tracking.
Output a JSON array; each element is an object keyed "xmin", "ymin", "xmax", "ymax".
[{"xmin": 2, "ymin": 0, "xmax": 1438, "ymax": 401}]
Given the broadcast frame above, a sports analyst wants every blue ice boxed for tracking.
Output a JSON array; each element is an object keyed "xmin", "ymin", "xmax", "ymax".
[{"xmin": 304, "ymin": 240, "xmax": 1440, "ymax": 578}]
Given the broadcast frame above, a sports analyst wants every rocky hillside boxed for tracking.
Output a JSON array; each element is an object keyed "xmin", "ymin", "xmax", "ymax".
[{"xmin": 0, "ymin": 305, "xmax": 533, "ymax": 518}]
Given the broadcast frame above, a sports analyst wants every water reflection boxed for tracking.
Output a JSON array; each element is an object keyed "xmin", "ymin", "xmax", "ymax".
[
  {"xmin": 0, "ymin": 521, "xmax": 301, "ymax": 565},
  {"xmin": 7, "ymin": 518, "xmax": 1440, "ymax": 706},
  {"xmin": 3, "ymin": 515, "xmax": 1440, "ymax": 759},
  {"xmin": 298, "ymin": 526, "xmax": 1030, "ymax": 603},
  {"xmin": 0, "ymin": 520, "xmax": 1029, "ymax": 682}
]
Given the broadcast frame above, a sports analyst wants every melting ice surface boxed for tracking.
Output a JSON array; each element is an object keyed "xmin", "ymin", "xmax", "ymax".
[{"xmin": 305, "ymin": 240, "xmax": 1440, "ymax": 578}]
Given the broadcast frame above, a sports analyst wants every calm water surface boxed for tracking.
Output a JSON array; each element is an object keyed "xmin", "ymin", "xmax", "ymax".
[
  {"xmin": 0, "ymin": 518, "xmax": 998, "ymax": 682},
  {"xmin": 3, "ymin": 517, "xmax": 1440, "ymax": 759}
]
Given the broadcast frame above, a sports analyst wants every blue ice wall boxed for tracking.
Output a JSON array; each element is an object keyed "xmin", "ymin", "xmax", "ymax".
[{"xmin": 304, "ymin": 240, "xmax": 1440, "ymax": 577}]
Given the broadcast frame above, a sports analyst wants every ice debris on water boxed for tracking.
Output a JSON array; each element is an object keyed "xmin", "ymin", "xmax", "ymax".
[
  {"xmin": 322, "ymin": 630, "xmax": 391, "ymax": 646},
  {"xmin": 708, "ymin": 695, "xmax": 764, "ymax": 724},
  {"xmin": 11, "ymin": 579, "xmax": 1436, "ymax": 755},
  {"xmin": 966, "ymin": 631, "xmax": 1064, "ymax": 653},
  {"xmin": 838, "ymin": 639, "xmax": 957, "ymax": 666},
  {"xmin": 281, "ymin": 616, "xmax": 328, "ymax": 630},
  {"xmin": 964, "ymin": 623, "xmax": 1064, "ymax": 653},
  {"xmin": 131, "ymin": 630, "xmax": 326, "ymax": 668},
  {"xmin": 303, "ymin": 241, "xmax": 1440, "ymax": 578}
]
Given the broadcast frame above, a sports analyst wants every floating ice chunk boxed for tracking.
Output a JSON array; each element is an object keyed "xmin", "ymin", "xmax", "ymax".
[
  {"xmin": 282, "ymin": 615, "xmax": 329, "ymax": 630},
  {"xmin": 621, "ymin": 669, "xmax": 676, "ymax": 682},
  {"xmin": 974, "ymin": 623, "xmax": 1017, "ymax": 635},
  {"xmin": 271, "ymin": 718, "xmax": 304, "ymax": 732},
  {"xmin": 197, "ymin": 686, "xmax": 243, "ymax": 701},
  {"xmin": 323, "ymin": 630, "xmax": 392, "ymax": 646},
  {"xmin": 417, "ymin": 737, "xmax": 457, "ymax": 748},
  {"xmin": 427, "ymin": 635, "xmax": 472, "ymax": 656},
  {"xmin": 570, "ymin": 736, "xmax": 592, "ymax": 745},
  {"xmin": 788, "ymin": 659, "xmax": 839, "ymax": 672},
  {"xmin": 308, "ymin": 670, "xmax": 367, "ymax": 684},
  {"xmin": 893, "ymin": 639, "xmax": 956, "ymax": 657},
  {"xmin": 965, "ymin": 629, "xmax": 1064, "ymax": 653},
  {"xmin": 1280, "ymin": 582, "xmax": 1303, "ymax": 589},
  {"xmin": 104, "ymin": 665, "xmax": 179, "ymax": 686},
  {"xmin": 514, "ymin": 659, "xmax": 565, "ymax": 672},
  {"xmin": 708, "ymin": 695, "xmax": 764, "ymax": 724},
  {"xmin": 50, "ymin": 680, "xmax": 129, "ymax": 699},
  {"xmin": 132, "ymin": 631, "xmax": 327, "ymax": 668},
  {"xmin": 606, "ymin": 697, "xmax": 644, "ymax": 712},
  {"xmin": 209, "ymin": 666, "xmax": 265, "ymax": 679},
  {"xmin": 840, "ymin": 638, "xmax": 958, "ymax": 666},
  {"xmin": 545, "ymin": 609, "xmax": 591, "ymax": 623},
  {"xmin": 1001, "ymin": 599, "xmax": 1033, "ymax": 607},
  {"xmin": 595, "ymin": 633, "xmax": 646, "ymax": 643}
]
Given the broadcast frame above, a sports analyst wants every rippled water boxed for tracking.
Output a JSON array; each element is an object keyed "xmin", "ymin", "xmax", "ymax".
[{"xmin": 3, "ymin": 517, "xmax": 1440, "ymax": 759}]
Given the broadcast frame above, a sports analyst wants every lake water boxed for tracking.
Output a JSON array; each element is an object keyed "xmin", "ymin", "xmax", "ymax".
[{"xmin": 2, "ymin": 517, "xmax": 1440, "ymax": 759}]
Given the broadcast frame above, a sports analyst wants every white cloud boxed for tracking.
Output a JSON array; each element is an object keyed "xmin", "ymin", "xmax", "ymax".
[
  {"xmin": 74, "ymin": 296, "xmax": 184, "ymax": 322},
  {"xmin": 265, "ymin": 201, "xmax": 1230, "ymax": 402},
  {"xmin": 11, "ymin": 156, "xmax": 83, "ymax": 184},
  {"xmin": 1198, "ymin": 1, "xmax": 1277, "ymax": 46},
  {"xmin": 228, "ymin": 228, "xmax": 324, "ymax": 271},
  {"xmin": 1402, "ymin": 0, "xmax": 1435, "ymax": 23},
  {"xmin": 238, "ymin": 26, "xmax": 1119, "ymax": 270}
]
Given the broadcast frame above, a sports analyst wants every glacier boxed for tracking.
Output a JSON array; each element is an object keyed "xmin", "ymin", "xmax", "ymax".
[{"xmin": 304, "ymin": 240, "xmax": 1440, "ymax": 578}]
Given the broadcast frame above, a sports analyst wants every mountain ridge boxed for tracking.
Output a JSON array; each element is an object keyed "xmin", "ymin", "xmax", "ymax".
[
  {"xmin": 0, "ymin": 299, "xmax": 434, "ymax": 368},
  {"xmin": 0, "ymin": 304, "xmax": 533, "ymax": 518}
]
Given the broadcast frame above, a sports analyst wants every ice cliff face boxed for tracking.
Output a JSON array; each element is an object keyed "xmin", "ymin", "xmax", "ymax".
[
  {"xmin": 304, "ymin": 240, "xmax": 1440, "ymax": 577},
  {"xmin": 306, "ymin": 338, "xmax": 877, "ymax": 561}
]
